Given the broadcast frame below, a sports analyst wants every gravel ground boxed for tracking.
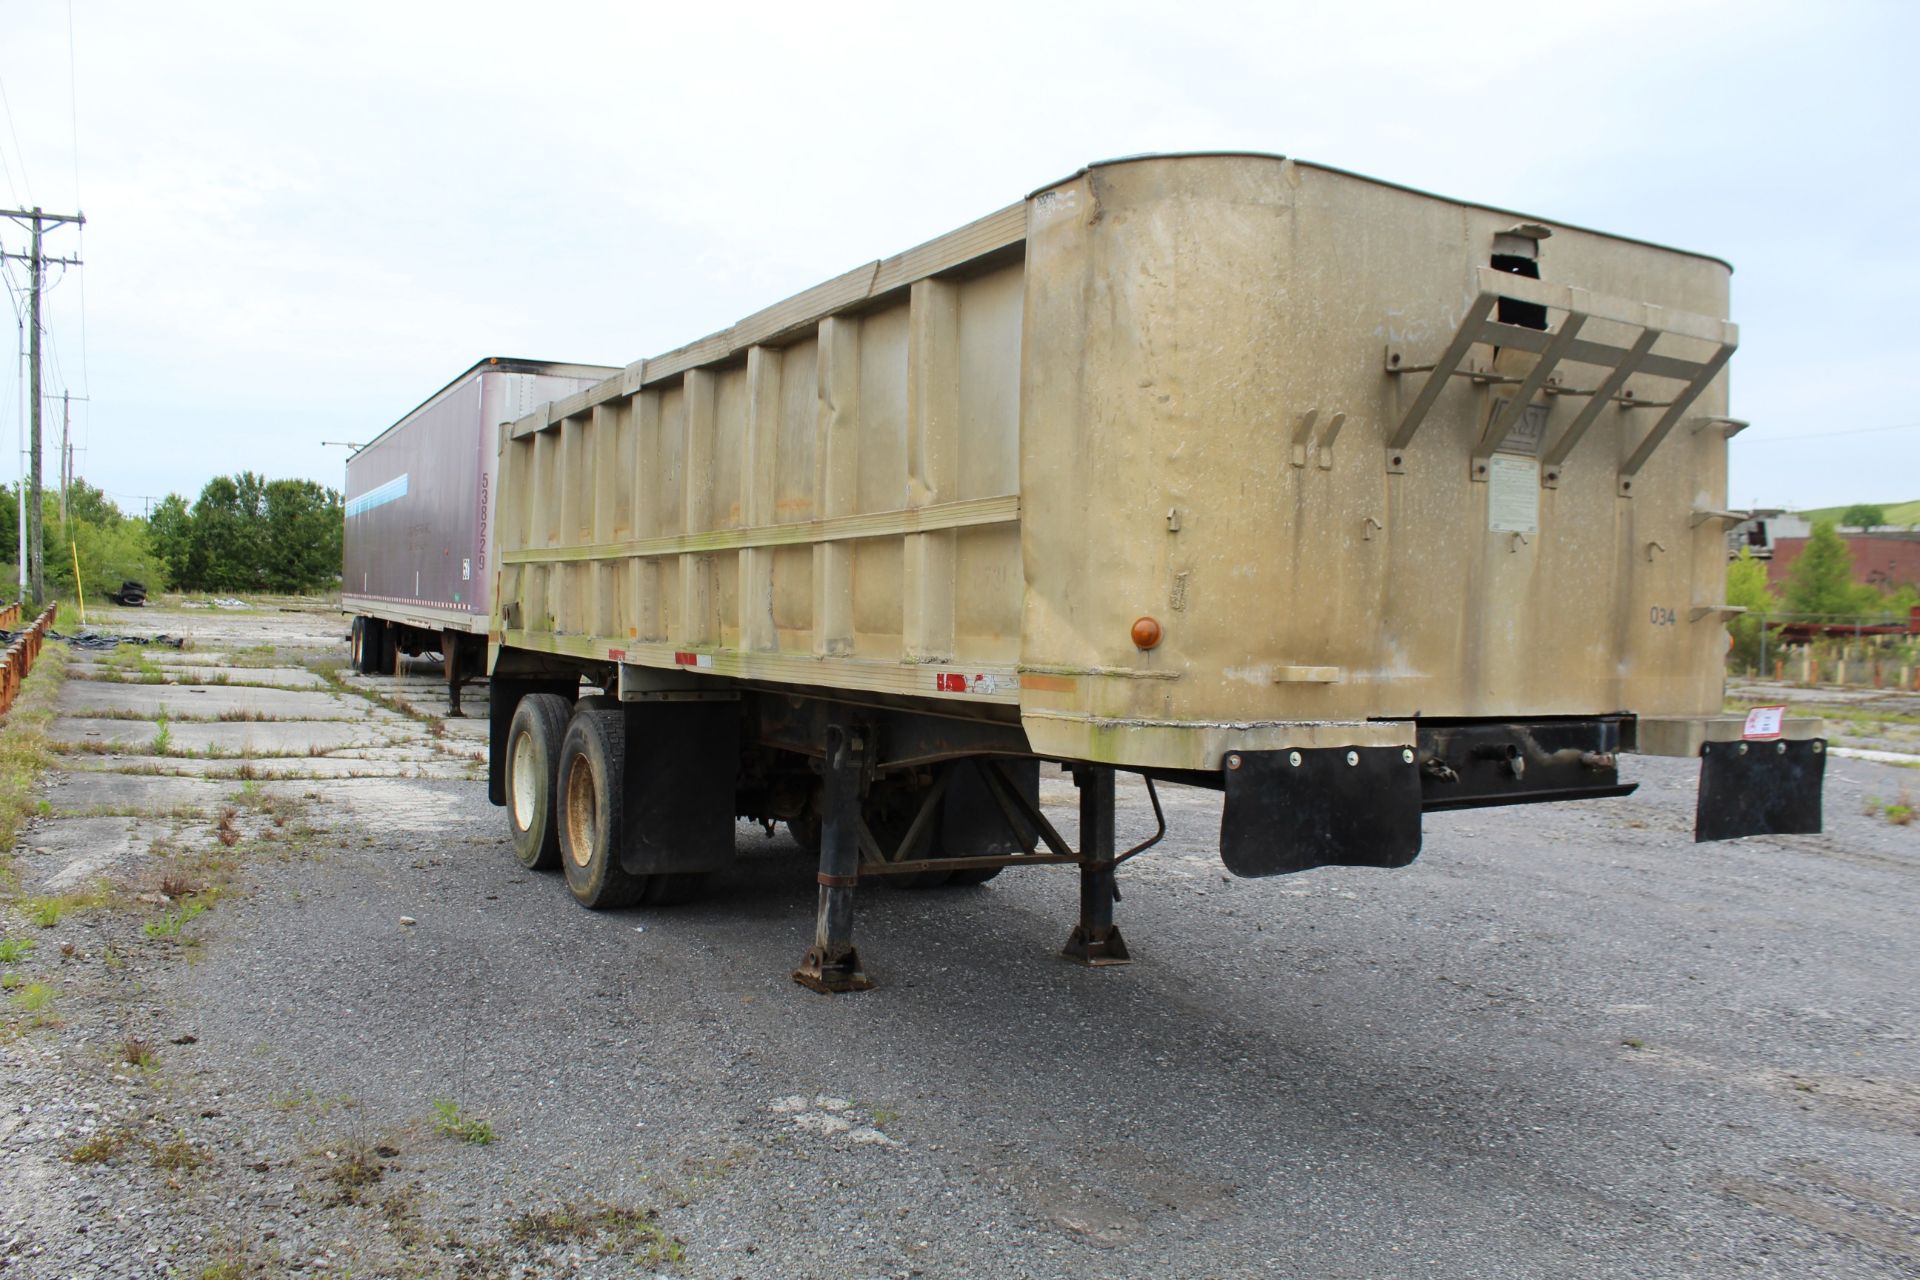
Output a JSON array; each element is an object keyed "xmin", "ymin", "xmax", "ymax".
[
  {"xmin": 0, "ymin": 606, "xmax": 1915, "ymax": 1278},
  {"xmin": 1727, "ymin": 681, "xmax": 1920, "ymax": 760}
]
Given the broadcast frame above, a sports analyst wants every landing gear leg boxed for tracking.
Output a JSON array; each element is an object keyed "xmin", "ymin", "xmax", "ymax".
[
  {"xmin": 1062, "ymin": 765, "xmax": 1130, "ymax": 966},
  {"xmin": 793, "ymin": 721, "xmax": 874, "ymax": 994}
]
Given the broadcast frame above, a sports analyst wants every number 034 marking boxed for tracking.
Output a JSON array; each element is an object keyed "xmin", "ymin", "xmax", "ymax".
[{"xmin": 1649, "ymin": 605, "xmax": 1677, "ymax": 626}]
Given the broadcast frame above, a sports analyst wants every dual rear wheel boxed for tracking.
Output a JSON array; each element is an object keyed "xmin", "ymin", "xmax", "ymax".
[{"xmin": 503, "ymin": 694, "xmax": 702, "ymax": 907}]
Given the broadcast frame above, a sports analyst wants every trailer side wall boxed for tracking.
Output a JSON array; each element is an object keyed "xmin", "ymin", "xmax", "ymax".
[
  {"xmin": 348, "ymin": 362, "xmax": 613, "ymax": 633},
  {"xmin": 494, "ymin": 155, "xmax": 1737, "ymax": 774}
]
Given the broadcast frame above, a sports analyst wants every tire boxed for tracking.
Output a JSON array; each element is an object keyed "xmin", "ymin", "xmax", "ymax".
[
  {"xmin": 945, "ymin": 865, "xmax": 1004, "ymax": 887},
  {"xmin": 505, "ymin": 693, "xmax": 570, "ymax": 871},
  {"xmin": 349, "ymin": 618, "xmax": 369, "ymax": 673},
  {"xmin": 353, "ymin": 617, "xmax": 387, "ymax": 675},
  {"xmin": 557, "ymin": 709, "xmax": 648, "ymax": 909},
  {"xmin": 372, "ymin": 618, "xmax": 396, "ymax": 675}
]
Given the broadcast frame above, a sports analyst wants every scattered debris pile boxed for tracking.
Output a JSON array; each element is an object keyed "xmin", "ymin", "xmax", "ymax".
[{"xmin": 35, "ymin": 630, "xmax": 186, "ymax": 651}]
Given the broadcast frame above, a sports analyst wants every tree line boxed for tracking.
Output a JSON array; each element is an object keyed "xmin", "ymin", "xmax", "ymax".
[
  {"xmin": 0, "ymin": 472, "xmax": 343, "ymax": 599},
  {"xmin": 1727, "ymin": 520, "xmax": 1919, "ymax": 669}
]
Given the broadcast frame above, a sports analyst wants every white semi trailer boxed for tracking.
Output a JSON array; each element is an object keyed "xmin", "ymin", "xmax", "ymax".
[{"xmin": 343, "ymin": 358, "xmax": 614, "ymax": 710}]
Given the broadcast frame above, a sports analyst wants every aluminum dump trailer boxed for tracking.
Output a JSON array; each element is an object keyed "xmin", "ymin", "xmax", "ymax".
[
  {"xmin": 343, "ymin": 357, "xmax": 614, "ymax": 704},
  {"xmin": 485, "ymin": 153, "xmax": 1826, "ymax": 991}
]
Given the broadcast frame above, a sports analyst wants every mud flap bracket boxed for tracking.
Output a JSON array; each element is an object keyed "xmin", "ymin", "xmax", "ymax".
[
  {"xmin": 1218, "ymin": 746, "xmax": 1423, "ymax": 878},
  {"xmin": 1695, "ymin": 737, "xmax": 1826, "ymax": 842}
]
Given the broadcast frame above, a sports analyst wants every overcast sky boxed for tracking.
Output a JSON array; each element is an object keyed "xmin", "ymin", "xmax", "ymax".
[{"xmin": 1, "ymin": 1, "xmax": 1914, "ymax": 516}]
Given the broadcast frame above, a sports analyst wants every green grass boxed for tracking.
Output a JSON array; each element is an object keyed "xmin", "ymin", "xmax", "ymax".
[
  {"xmin": 0, "ymin": 642, "xmax": 70, "ymax": 863},
  {"xmin": 1863, "ymin": 791, "xmax": 1915, "ymax": 826},
  {"xmin": 0, "ymin": 937, "xmax": 32, "ymax": 963},
  {"xmin": 101, "ymin": 644, "xmax": 166, "ymax": 683},
  {"xmin": 267, "ymin": 1086, "xmax": 354, "ymax": 1115},
  {"xmin": 21, "ymin": 885, "xmax": 114, "ymax": 928},
  {"xmin": 225, "ymin": 643, "xmax": 284, "ymax": 669},
  {"xmin": 1725, "ymin": 698, "xmax": 1920, "ymax": 732},
  {"xmin": 8, "ymin": 980, "xmax": 53, "ymax": 1012},
  {"xmin": 143, "ymin": 901, "xmax": 207, "ymax": 940},
  {"xmin": 314, "ymin": 659, "xmax": 446, "ymax": 732},
  {"xmin": 431, "ymin": 1098, "xmax": 495, "ymax": 1145}
]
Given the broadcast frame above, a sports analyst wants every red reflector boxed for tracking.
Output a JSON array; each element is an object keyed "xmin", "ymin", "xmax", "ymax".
[{"xmin": 674, "ymin": 652, "xmax": 697, "ymax": 665}]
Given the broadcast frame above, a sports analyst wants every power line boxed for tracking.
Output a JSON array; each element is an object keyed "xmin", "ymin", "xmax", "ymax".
[
  {"xmin": 0, "ymin": 257, "xmax": 26, "ymax": 327},
  {"xmin": 1739, "ymin": 421, "xmax": 1920, "ymax": 445},
  {"xmin": 65, "ymin": 1, "xmax": 81, "ymax": 206},
  {"xmin": 65, "ymin": 1, "xmax": 87, "ymax": 407},
  {"xmin": 0, "ymin": 122, "xmax": 17, "ymax": 208},
  {"xmin": 0, "ymin": 72, "xmax": 29, "ymax": 205},
  {"xmin": 71, "ymin": 227, "xmax": 87, "ymax": 405}
]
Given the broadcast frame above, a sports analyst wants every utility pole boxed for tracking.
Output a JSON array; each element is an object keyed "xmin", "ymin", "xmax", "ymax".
[{"xmin": 1, "ymin": 206, "xmax": 85, "ymax": 607}]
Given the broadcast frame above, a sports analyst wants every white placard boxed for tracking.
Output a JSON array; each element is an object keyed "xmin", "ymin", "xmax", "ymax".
[
  {"xmin": 1488, "ymin": 454, "xmax": 1539, "ymax": 533},
  {"xmin": 1742, "ymin": 705, "xmax": 1786, "ymax": 740}
]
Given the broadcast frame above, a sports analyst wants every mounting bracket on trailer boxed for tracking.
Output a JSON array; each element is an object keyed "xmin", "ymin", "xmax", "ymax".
[{"xmin": 1384, "ymin": 267, "xmax": 1738, "ymax": 492}]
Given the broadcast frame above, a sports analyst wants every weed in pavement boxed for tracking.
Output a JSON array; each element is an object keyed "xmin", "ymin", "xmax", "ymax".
[{"xmin": 431, "ymin": 1098, "xmax": 494, "ymax": 1145}]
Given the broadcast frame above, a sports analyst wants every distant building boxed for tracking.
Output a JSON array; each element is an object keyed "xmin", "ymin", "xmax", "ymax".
[
  {"xmin": 1725, "ymin": 511, "xmax": 1801, "ymax": 560},
  {"xmin": 1726, "ymin": 513, "xmax": 1920, "ymax": 591},
  {"xmin": 1765, "ymin": 530, "xmax": 1920, "ymax": 592}
]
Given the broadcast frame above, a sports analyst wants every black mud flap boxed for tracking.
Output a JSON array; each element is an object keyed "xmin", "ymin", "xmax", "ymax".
[
  {"xmin": 1695, "ymin": 738, "xmax": 1826, "ymax": 842},
  {"xmin": 1219, "ymin": 746, "xmax": 1423, "ymax": 877},
  {"xmin": 619, "ymin": 700, "xmax": 741, "ymax": 874}
]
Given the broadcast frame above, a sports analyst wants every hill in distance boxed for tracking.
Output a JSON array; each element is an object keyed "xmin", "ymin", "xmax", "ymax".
[{"xmin": 1795, "ymin": 498, "xmax": 1920, "ymax": 527}]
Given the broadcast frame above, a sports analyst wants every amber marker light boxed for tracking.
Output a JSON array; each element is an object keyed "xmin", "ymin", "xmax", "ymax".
[{"xmin": 1131, "ymin": 616, "xmax": 1163, "ymax": 650}]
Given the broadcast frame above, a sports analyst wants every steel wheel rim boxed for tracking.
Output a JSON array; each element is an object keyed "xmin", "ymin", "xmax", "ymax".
[
  {"xmin": 564, "ymin": 753, "xmax": 598, "ymax": 868},
  {"xmin": 510, "ymin": 731, "xmax": 538, "ymax": 831}
]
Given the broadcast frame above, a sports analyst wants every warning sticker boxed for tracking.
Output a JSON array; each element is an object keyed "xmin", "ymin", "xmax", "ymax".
[
  {"xmin": 1488, "ymin": 453, "xmax": 1540, "ymax": 533},
  {"xmin": 1742, "ymin": 704, "xmax": 1786, "ymax": 740},
  {"xmin": 935, "ymin": 672, "xmax": 1000, "ymax": 695}
]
